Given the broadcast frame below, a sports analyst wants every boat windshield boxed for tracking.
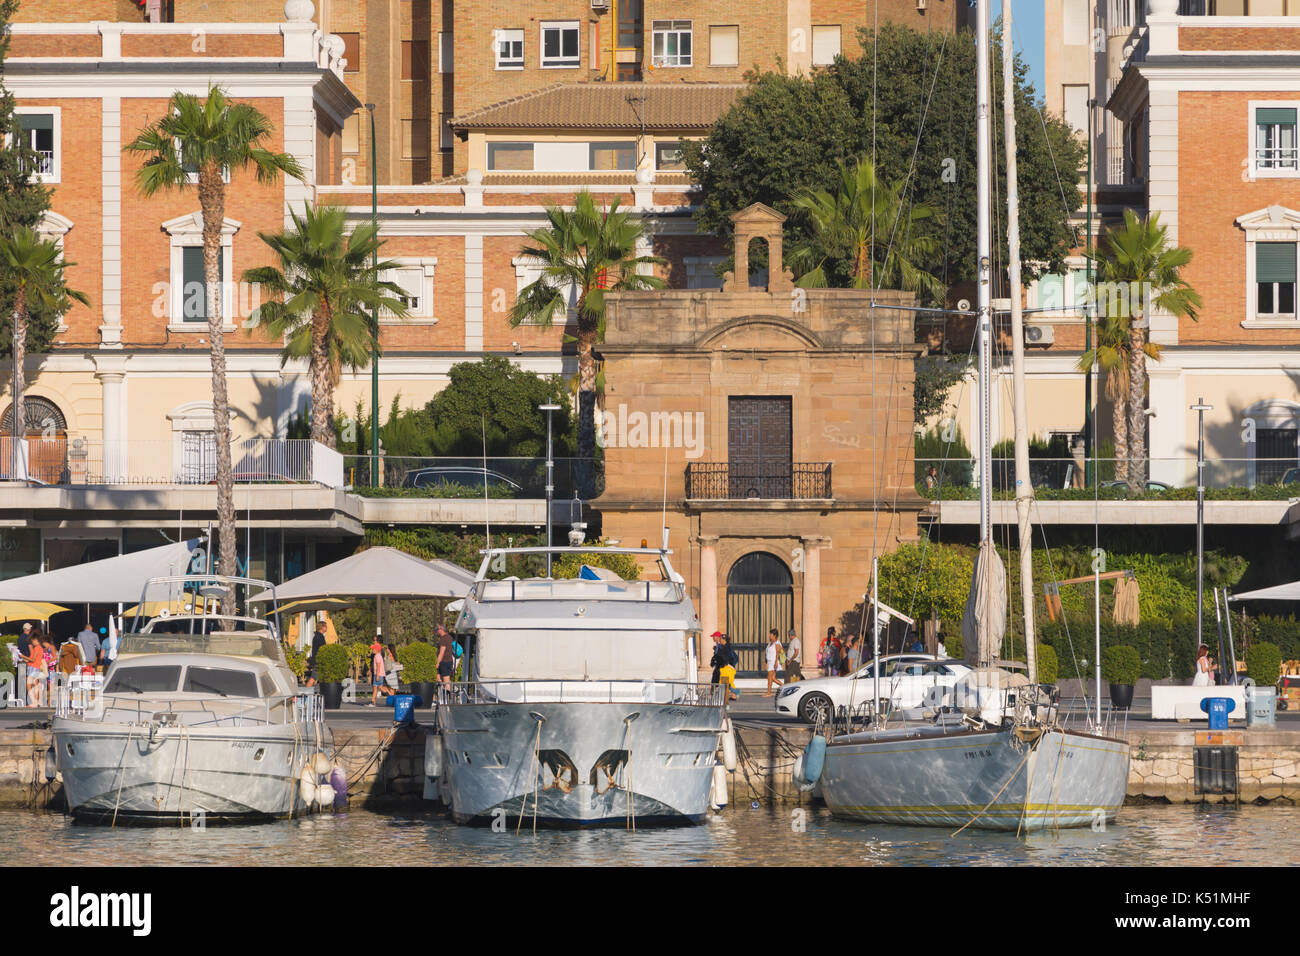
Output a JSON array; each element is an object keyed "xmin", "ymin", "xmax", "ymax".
[
  {"xmin": 104, "ymin": 665, "xmax": 181, "ymax": 694},
  {"xmin": 182, "ymin": 666, "xmax": 259, "ymax": 698},
  {"xmin": 474, "ymin": 578, "xmax": 684, "ymax": 603},
  {"xmin": 117, "ymin": 632, "xmax": 281, "ymax": 661}
]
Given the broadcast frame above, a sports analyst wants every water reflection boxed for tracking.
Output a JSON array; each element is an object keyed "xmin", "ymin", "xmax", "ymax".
[{"xmin": 0, "ymin": 804, "xmax": 1289, "ymax": 867}]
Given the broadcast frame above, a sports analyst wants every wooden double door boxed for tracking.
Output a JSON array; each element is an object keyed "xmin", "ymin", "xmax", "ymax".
[{"xmin": 727, "ymin": 396, "xmax": 792, "ymax": 499}]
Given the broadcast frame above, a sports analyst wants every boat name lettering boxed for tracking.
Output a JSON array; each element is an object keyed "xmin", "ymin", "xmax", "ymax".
[
  {"xmin": 231, "ymin": 741, "xmax": 257, "ymax": 750},
  {"xmin": 658, "ymin": 707, "xmax": 692, "ymax": 717},
  {"xmin": 480, "ymin": 708, "xmax": 509, "ymax": 719},
  {"xmin": 963, "ymin": 749, "xmax": 992, "ymax": 759}
]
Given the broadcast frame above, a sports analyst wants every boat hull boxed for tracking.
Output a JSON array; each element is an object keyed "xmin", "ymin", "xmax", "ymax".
[
  {"xmin": 436, "ymin": 700, "xmax": 724, "ymax": 827},
  {"xmin": 52, "ymin": 717, "xmax": 332, "ymax": 824},
  {"xmin": 820, "ymin": 726, "xmax": 1130, "ymax": 831}
]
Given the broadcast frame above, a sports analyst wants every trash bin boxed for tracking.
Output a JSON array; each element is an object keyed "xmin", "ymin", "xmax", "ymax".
[
  {"xmin": 1200, "ymin": 696, "xmax": 1235, "ymax": 729},
  {"xmin": 386, "ymin": 693, "xmax": 419, "ymax": 725},
  {"xmin": 1245, "ymin": 685, "xmax": 1277, "ymax": 727}
]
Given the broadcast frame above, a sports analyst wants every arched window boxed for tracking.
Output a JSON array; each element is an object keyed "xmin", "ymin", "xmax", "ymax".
[
  {"xmin": 0, "ymin": 396, "xmax": 68, "ymax": 484},
  {"xmin": 0, "ymin": 396, "xmax": 67, "ymax": 436},
  {"xmin": 1242, "ymin": 399, "xmax": 1300, "ymax": 486}
]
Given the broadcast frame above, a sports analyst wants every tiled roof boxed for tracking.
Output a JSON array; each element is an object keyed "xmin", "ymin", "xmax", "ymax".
[{"xmin": 450, "ymin": 82, "xmax": 745, "ymax": 131}]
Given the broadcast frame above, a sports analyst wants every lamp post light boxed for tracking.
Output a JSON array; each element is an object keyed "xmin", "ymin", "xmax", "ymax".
[
  {"xmin": 365, "ymin": 103, "xmax": 379, "ymax": 488},
  {"xmin": 539, "ymin": 403, "xmax": 561, "ymax": 576},
  {"xmin": 1191, "ymin": 398, "xmax": 1213, "ymax": 653}
]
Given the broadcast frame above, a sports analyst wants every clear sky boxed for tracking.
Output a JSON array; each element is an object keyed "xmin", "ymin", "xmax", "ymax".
[{"xmin": 1011, "ymin": 0, "xmax": 1047, "ymax": 103}]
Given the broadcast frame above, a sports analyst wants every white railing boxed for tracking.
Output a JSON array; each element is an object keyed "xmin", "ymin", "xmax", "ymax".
[
  {"xmin": 55, "ymin": 687, "xmax": 325, "ymax": 727},
  {"xmin": 1257, "ymin": 147, "xmax": 1299, "ymax": 170},
  {"xmin": 0, "ymin": 436, "xmax": 323, "ymax": 486},
  {"xmin": 439, "ymin": 679, "xmax": 725, "ymax": 707}
]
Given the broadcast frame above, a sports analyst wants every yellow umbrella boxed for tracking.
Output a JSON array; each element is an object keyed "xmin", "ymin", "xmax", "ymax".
[
  {"xmin": 275, "ymin": 597, "xmax": 355, "ymax": 616},
  {"xmin": 122, "ymin": 600, "xmax": 197, "ymax": 618},
  {"xmin": 0, "ymin": 601, "xmax": 68, "ymax": 623}
]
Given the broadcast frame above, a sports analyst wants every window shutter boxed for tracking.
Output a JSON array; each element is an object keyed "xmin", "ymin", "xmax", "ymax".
[
  {"xmin": 1257, "ymin": 242, "xmax": 1297, "ymax": 283},
  {"xmin": 1257, "ymin": 107, "xmax": 1297, "ymax": 126}
]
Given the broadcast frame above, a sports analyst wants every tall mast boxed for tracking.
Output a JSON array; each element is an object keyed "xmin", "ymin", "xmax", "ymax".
[
  {"xmin": 975, "ymin": 0, "xmax": 993, "ymax": 551},
  {"xmin": 1002, "ymin": 0, "xmax": 1036, "ymax": 683}
]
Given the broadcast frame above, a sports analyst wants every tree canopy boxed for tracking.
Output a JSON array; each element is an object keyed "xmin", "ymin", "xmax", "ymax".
[
  {"xmin": 684, "ymin": 24, "xmax": 1085, "ymax": 292},
  {"xmin": 0, "ymin": 0, "xmax": 62, "ymax": 359}
]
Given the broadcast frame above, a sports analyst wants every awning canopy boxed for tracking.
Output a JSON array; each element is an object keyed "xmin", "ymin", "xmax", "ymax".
[
  {"xmin": 0, "ymin": 539, "xmax": 203, "ymax": 604},
  {"xmin": 252, "ymin": 547, "xmax": 476, "ymax": 604},
  {"xmin": 1229, "ymin": 581, "xmax": 1300, "ymax": 602}
]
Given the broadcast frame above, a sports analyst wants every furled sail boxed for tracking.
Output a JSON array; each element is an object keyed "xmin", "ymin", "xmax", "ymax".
[{"xmin": 962, "ymin": 538, "xmax": 1007, "ymax": 668}]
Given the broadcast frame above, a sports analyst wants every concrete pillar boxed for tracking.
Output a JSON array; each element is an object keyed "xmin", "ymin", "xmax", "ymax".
[
  {"xmin": 698, "ymin": 535, "xmax": 719, "ymax": 679},
  {"xmin": 95, "ymin": 367, "xmax": 125, "ymax": 482},
  {"xmin": 800, "ymin": 537, "xmax": 823, "ymax": 671}
]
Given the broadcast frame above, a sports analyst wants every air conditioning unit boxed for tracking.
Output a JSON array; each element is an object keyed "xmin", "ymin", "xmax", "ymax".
[
  {"xmin": 1024, "ymin": 324, "xmax": 1054, "ymax": 346},
  {"xmin": 591, "ymin": 0, "xmax": 610, "ymax": 9}
]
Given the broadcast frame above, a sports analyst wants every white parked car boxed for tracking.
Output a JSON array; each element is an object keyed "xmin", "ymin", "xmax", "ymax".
[{"xmin": 775, "ymin": 654, "xmax": 972, "ymax": 724}]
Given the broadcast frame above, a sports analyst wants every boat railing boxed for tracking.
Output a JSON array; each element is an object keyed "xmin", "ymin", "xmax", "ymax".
[
  {"xmin": 472, "ymin": 578, "xmax": 685, "ymax": 604},
  {"xmin": 437, "ymin": 679, "xmax": 725, "ymax": 707},
  {"xmin": 56, "ymin": 685, "xmax": 324, "ymax": 727}
]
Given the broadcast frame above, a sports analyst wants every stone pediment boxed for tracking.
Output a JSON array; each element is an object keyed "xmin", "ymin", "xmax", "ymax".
[
  {"xmin": 695, "ymin": 314, "xmax": 823, "ymax": 350},
  {"xmin": 1236, "ymin": 204, "xmax": 1300, "ymax": 240},
  {"xmin": 728, "ymin": 202, "xmax": 787, "ymax": 225}
]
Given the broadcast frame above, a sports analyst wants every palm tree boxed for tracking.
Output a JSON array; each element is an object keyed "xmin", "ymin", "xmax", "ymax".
[
  {"xmin": 0, "ymin": 227, "xmax": 89, "ymax": 475},
  {"xmin": 788, "ymin": 157, "xmax": 945, "ymax": 301},
  {"xmin": 1077, "ymin": 309, "xmax": 1161, "ymax": 486},
  {"xmin": 509, "ymin": 190, "xmax": 664, "ymax": 497},
  {"xmin": 243, "ymin": 203, "xmax": 410, "ymax": 450},
  {"xmin": 125, "ymin": 87, "xmax": 304, "ymax": 591},
  {"xmin": 1089, "ymin": 210, "xmax": 1201, "ymax": 492}
]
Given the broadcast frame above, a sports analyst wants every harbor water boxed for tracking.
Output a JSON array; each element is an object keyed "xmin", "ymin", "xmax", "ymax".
[{"xmin": 0, "ymin": 804, "xmax": 1293, "ymax": 866}]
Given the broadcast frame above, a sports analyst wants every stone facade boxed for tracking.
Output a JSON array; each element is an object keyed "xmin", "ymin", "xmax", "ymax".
[{"xmin": 598, "ymin": 204, "xmax": 925, "ymax": 674}]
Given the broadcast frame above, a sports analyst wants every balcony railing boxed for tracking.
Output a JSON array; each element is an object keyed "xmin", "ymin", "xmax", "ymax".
[
  {"xmin": 684, "ymin": 462, "xmax": 832, "ymax": 500},
  {"xmin": 1256, "ymin": 147, "xmax": 1299, "ymax": 171},
  {"xmin": 0, "ymin": 437, "xmax": 320, "ymax": 486},
  {"xmin": 341, "ymin": 455, "xmax": 598, "ymax": 498},
  {"xmin": 916, "ymin": 456, "xmax": 1300, "ymax": 496}
]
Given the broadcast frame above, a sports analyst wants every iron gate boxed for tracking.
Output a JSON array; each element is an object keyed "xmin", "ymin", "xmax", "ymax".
[{"xmin": 725, "ymin": 551, "xmax": 793, "ymax": 679}]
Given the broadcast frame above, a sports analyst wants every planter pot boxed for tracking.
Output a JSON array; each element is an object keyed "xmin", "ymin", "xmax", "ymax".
[
  {"xmin": 1109, "ymin": 682, "xmax": 1135, "ymax": 710},
  {"xmin": 321, "ymin": 682, "xmax": 344, "ymax": 710},
  {"xmin": 413, "ymin": 681, "xmax": 438, "ymax": 708}
]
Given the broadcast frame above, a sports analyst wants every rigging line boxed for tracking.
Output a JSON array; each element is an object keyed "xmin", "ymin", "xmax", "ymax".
[
  {"xmin": 876, "ymin": 32, "xmax": 949, "ymax": 293},
  {"xmin": 950, "ymin": 742, "xmax": 1032, "ymax": 837},
  {"xmin": 1029, "ymin": 499, "xmax": 1088, "ymax": 724}
]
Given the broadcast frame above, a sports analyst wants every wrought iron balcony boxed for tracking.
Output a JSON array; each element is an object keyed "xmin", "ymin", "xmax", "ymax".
[{"xmin": 684, "ymin": 462, "xmax": 832, "ymax": 500}]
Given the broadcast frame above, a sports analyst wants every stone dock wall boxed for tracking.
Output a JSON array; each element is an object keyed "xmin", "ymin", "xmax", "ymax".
[{"xmin": 3, "ymin": 720, "xmax": 1298, "ymax": 811}]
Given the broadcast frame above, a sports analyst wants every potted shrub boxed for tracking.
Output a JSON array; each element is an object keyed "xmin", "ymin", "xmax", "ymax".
[
  {"xmin": 1101, "ymin": 644, "xmax": 1140, "ymax": 710},
  {"xmin": 316, "ymin": 644, "xmax": 350, "ymax": 709},
  {"xmin": 397, "ymin": 641, "xmax": 439, "ymax": 707}
]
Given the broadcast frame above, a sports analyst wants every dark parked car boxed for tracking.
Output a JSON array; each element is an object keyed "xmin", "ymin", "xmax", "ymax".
[
  {"xmin": 1099, "ymin": 479, "xmax": 1172, "ymax": 495},
  {"xmin": 400, "ymin": 467, "xmax": 522, "ymax": 496},
  {"xmin": 1280, "ymin": 467, "xmax": 1300, "ymax": 485}
]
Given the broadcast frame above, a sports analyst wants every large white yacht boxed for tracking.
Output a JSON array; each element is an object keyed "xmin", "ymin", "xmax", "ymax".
[
  {"xmin": 53, "ymin": 575, "xmax": 332, "ymax": 824},
  {"xmin": 430, "ymin": 547, "xmax": 726, "ymax": 827}
]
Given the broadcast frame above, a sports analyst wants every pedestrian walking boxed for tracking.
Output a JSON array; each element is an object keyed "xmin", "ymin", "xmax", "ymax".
[
  {"xmin": 384, "ymin": 643, "xmax": 402, "ymax": 690},
  {"xmin": 820, "ymin": 626, "xmax": 841, "ymax": 678},
  {"xmin": 846, "ymin": 635, "xmax": 862, "ymax": 674},
  {"xmin": 25, "ymin": 633, "xmax": 46, "ymax": 707},
  {"xmin": 436, "ymin": 626, "xmax": 455, "ymax": 686},
  {"xmin": 785, "ymin": 627, "xmax": 803, "ymax": 682},
  {"xmin": 716, "ymin": 634, "xmax": 739, "ymax": 701},
  {"xmin": 76, "ymin": 621, "xmax": 101, "ymax": 667},
  {"xmin": 305, "ymin": 621, "xmax": 327, "ymax": 687},
  {"xmin": 708, "ymin": 631, "xmax": 727, "ymax": 685},
  {"xmin": 1192, "ymin": 644, "xmax": 1214, "ymax": 687},
  {"xmin": 369, "ymin": 641, "xmax": 392, "ymax": 705},
  {"xmin": 764, "ymin": 628, "xmax": 784, "ymax": 697}
]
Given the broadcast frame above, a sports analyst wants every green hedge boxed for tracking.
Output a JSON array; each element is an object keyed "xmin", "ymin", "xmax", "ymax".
[
  {"xmin": 315, "ymin": 644, "xmax": 350, "ymax": 683},
  {"xmin": 397, "ymin": 641, "xmax": 439, "ymax": 683},
  {"xmin": 0, "ymin": 636, "xmax": 18, "ymax": 677},
  {"xmin": 1246, "ymin": 641, "xmax": 1282, "ymax": 686}
]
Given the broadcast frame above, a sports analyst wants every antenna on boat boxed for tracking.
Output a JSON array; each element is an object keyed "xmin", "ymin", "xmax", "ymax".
[
  {"xmin": 660, "ymin": 441, "xmax": 669, "ymax": 551},
  {"xmin": 481, "ymin": 413, "xmax": 491, "ymax": 554}
]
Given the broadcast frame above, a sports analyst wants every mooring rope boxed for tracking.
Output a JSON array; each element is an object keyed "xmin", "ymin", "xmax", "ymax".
[
  {"xmin": 517, "ymin": 718, "xmax": 542, "ymax": 836},
  {"xmin": 951, "ymin": 744, "xmax": 1033, "ymax": 837},
  {"xmin": 110, "ymin": 725, "xmax": 135, "ymax": 828},
  {"xmin": 624, "ymin": 716, "xmax": 635, "ymax": 833}
]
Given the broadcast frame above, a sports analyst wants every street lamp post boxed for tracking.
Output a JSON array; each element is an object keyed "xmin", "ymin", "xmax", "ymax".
[
  {"xmin": 1085, "ymin": 97, "xmax": 1096, "ymax": 487},
  {"xmin": 366, "ymin": 103, "xmax": 379, "ymax": 487},
  {"xmin": 1191, "ymin": 398, "xmax": 1213, "ymax": 653},
  {"xmin": 539, "ymin": 403, "xmax": 561, "ymax": 577}
]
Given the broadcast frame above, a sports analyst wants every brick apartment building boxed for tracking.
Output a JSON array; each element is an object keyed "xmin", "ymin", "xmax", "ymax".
[
  {"xmin": 935, "ymin": 0, "xmax": 1300, "ymax": 496},
  {"xmin": 0, "ymin": 0, "xmax": 959, "ymax": 633}
]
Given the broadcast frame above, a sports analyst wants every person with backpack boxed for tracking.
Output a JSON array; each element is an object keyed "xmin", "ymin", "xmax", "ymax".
[
  {"xmin": 820, "ymin": 626, "xmax": 841, "ymax": 678},
  {"xmin": 714, "ymin": 634, "xmax": 739, "ymax": 701}
]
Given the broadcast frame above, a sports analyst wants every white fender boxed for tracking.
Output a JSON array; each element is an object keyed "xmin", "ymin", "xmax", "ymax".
[
  {"xmin": 316, "ymin": 783, "xmax": 336, "ymax": 807},
  {"xmin": 710, "ymin": 763, "xmax": 730, "ymax": 809},
  {"xmin": 311, "ymin": 752, "xmax": 331, "ymax": 777},
  {"xmin": 720, "ymin": 718, "xmax": 738, "ymax": 772},
  {"xmin": 298, "ymin": 766, "xmax": 317, "ymax": 805}
]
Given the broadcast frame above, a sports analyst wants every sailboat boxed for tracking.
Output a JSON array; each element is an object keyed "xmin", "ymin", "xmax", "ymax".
[{"xmin": 803, "ymin": 0, "xmax": 1130, "ymax": 831}]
